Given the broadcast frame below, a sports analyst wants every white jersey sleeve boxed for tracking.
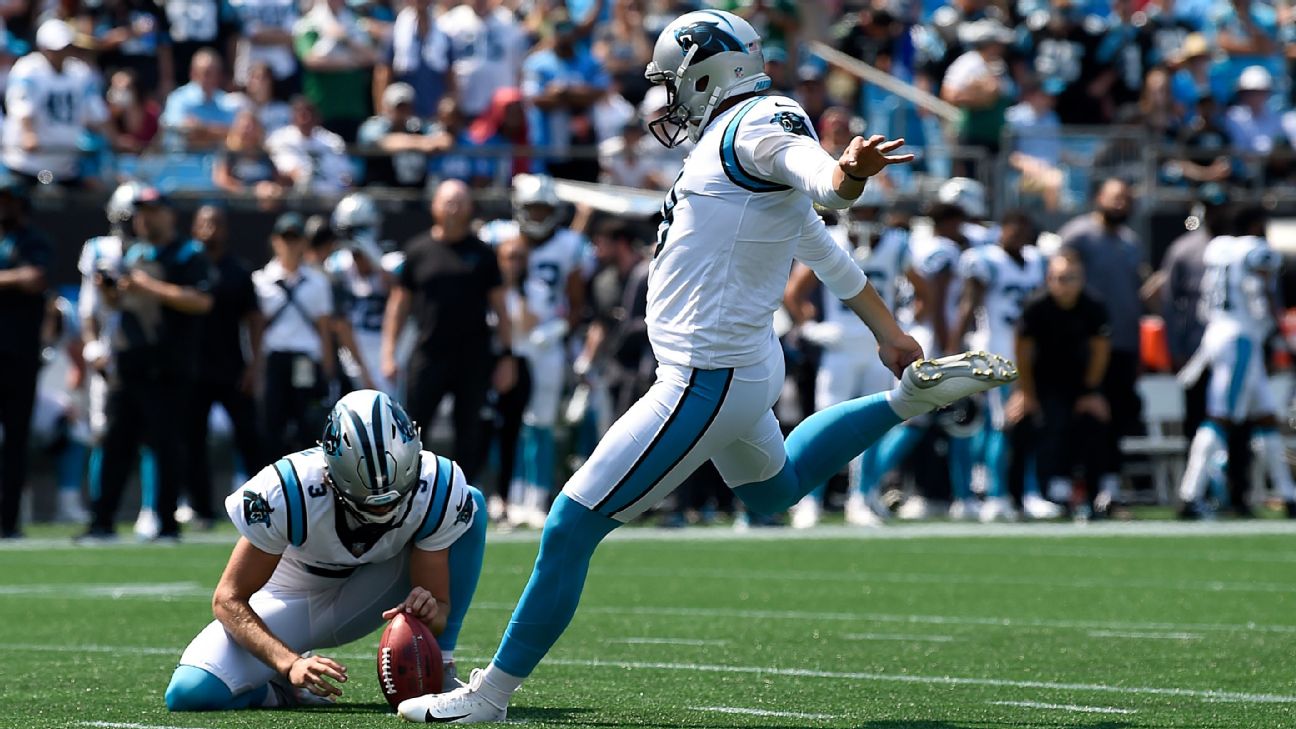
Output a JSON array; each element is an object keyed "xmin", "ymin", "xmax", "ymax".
[
  {"xmin": 413, "ymin": 459, "xmax": 475, "ymax": 552},
  {"xmin": 793, "ymin": 210, "xmax": 868, "ymax": 300},
  {"xmin": 736, "ymin": 97, "xmax": 853, "ymax": 210},
  {"xmin": 958, "ymin": 247, "xmax": 991, "ymax": 285},
  {"xmin": 918, "ymin": 238, "xmax": 960, "ymax": 277},
  {"xmin": 224, "ymin": 466, "xmax": 294, "ymax": 555}
]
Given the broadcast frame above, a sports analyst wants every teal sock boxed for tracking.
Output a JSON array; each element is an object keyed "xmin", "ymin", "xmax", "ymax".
[
  {"xmin": 985, "ymin": 429, "xmax": 1009, "ymax": 499},
  {"xmin": 88, "ymin": 446, "xmax": 104, "ymax": 501},
  {"xmin": 1023, "ymin": 451, "xmax": 1042, "ymax": 498},
  {"xmin": 948, "ymin": 435, "xmax": 973, "ymax": 501},
  {"xmin": 734, "ymin": 393, "xmax": 901, "ymax": 514},
  {"xmin": 139, "ymin": 447, "xmax": 158, "ymax": 511}
]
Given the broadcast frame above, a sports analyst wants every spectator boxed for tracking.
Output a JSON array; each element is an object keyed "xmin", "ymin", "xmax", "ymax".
[
  {"xmin": 251, "ymin": 212, "xmax": 335, "ymax": 458},
  {"xmin": 92, "ymin": 0, "xmax": 175, "ymax": 97},
  {"xmin": 81, "ymin": 187, "xmax": 213, "ymax": 542},
  {"xmin": 1170, "ymin": 33, "xmax": 1212, "ymax": 121},
  {"xmin": 105, "ymin": 69, "xmax": 161, "ymax": 154},
  {"xmin": 793, "ymin": 62, "xmax": 835, "ymax": 133},
  {"xmin": 265, "ymin": 95, "xmax": 353, "ymax": 193},
  {"xmin": 161, "ymin": 48, "xmax": 239, "ymax": 151},
  {"xmin": 1058, "ymin": 177, "xmax": 1146, "ymax": 508},
  {"xmin": 184, "ymin": 204, "xmax": 263, "ymax": 529},
  {"xmin": 599, "ymin": 118, "xmax": 663, "ymax": 190},
  {"xmin": 762, "ymin": 44, "xmax": 790, "ymax": 93},
  {"xmin": 381, "ymin": 179, "xmax": 516, "ymax": 484},
  {"xmin": 466, "ymin": 86, "xmax": 530, "ymax": 182},
  {"xmin": 592, "ymin": 0, "xmax": 652, "ymax": 105},
  {"xmin": 213, "ymin": 110, "xmax": 287, "ymax": 206},
  {"xmin": 162, "ymin": 0, "xmax": 241, "ymax": 90},
  {"xmin": 1009, "ymin": 251, "xmax": 1111, "ymax": 515},
  {"xmin": 228, "ymin": 0, "xmax": 299, "ymax": 92},
  {"xmin": 1005, "ymin": 77, "xmax": 1064, "ymax": 211},
  {"xmin": 429, "ymin": 95, "xmax": 494, "ymax": 186},
  {"xmin": 294, "ymin": 0, "xmax": 378, "ymax": 141},
  {"xmin": 711, "ymin": 0, "xmax": 799, "ymax": 60},
  {"xmin": 1163, "ymin": 94, "xmax": 1237, "ymax": 187},
  {"xmin": 1203, "ymin": 0, "xmax": 1283, "ymax": 106},
  {"xmin": 522, "ymin": 13, "xmax": 609, "ymax": 182},
  {"xmin": 1139, "ymin": 67, "xmax": 1184, "ymax": 142},
  {"xmin": 438, "ymin": 0, "xmax": 529, "ymax": 120},
  {"xmin": 1022, "ymin": 6, "xmax": 1115, "ymax": 125},
  {"xmin": 229, "ymin": 62, "xmax": 292, "ymax": 134},
  {"xmin": 357, "ymin": 81, "xmax": 449, "ymax": 189},
  {"xmin": 0, "ymin": 180, "xmax": 51, "ymax": 539},
  {"xmin": 2, "ymin": 20, "xmax": 110, "ymax": 186},
  {"xmin": 816, "ymin": 106, "xmax": 854, "ymax": 157},
  {"xmin": 1224, "ymin": 66, "xmax": 1287, "ymax": 154},
  {"xmin": 375, "ymin": 0, "xmax": 453, "ymax": 121},
  {"xmin": 940, "ymin": 19, "xmax": 1012, "ymax": 176}
]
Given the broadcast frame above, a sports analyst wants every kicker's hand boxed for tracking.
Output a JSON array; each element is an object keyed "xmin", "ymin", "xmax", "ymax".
[
  {"xmin": 383, "ymin": 586, "xmax": 439, "ymax": 627},
  {"xmin": 838, "ymin": 135, "xmax": 915, "ymax": 180},
  {"xmin": 287, "ymin": 654, "xmax": 347, "ymax": 698},
  {"xmin": 878, "ymin": 332, "xmax": 924, "ymax": 379}
]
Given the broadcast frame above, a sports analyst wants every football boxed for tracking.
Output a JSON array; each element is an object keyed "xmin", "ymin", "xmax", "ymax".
[{"xmin": 377, "ymin": 612, "xmax": 443, "ymax": 711}]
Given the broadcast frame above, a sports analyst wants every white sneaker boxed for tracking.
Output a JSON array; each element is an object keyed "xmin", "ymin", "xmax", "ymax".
[
  {"xmin": 486, "ymin": 495, "xmax": 506, "ymax": 522},
  {"xmin": 398, "ymin": 668, "xmax": 507, "ymax": 723},
  {"xmin": 55, "ymin": 490, "xmax": 89, "ymax": 524},
  {"xmin": 948, "ymin": 498, "xmax": 981, "ymax": 521},
  {"xmin": 174, "ymin": 503, "xmax": 196, "ymax": 525},
  {"xmin": 895, "ymin": 352, "xmax": 1018, "ymax": 415},
  {"xmin": 896, "ymin": 495, "xmax": 931, "ymax": 520},
  {"xmin": 789, "ymin": 495, "xmax": 821, "ymax": 529},
  {"xmin": 844, "ymin": 492, "xmax": 884, "ymax": 527},
  {"xmin": 133, "ymin": 509, "xmax": 160, "ymax": 540},
  {"xmin": 1022, "ymin": 494, "xmax": 1063, "ymax": 520},
  {"xmin": 979, "ymin": 496, "xmax": 1017, "ymax": 523}
]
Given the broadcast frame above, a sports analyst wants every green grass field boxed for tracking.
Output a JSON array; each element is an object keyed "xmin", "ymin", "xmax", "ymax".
[{"xmin": 2, "ymin": 522, "xmax": 1295, "ymax": 729}]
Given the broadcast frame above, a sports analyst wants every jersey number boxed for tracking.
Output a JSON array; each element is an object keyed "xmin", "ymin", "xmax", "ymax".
[
  {"xmin": 534, "ymin": 261, "xmax": 562, "ymax": 306},
  {"xmin": 655, "ymin": 172, "xmax": 684, "ymax": 257},
  {"xmin": 1000, "ymin": 284, "xmax": 1031, "ymax": 326},
  {"xmin": 357, "ymin": 295, "xmax": 385, "ymax": 332},
  {"xmin": 45, "ymin": 92, "xmax": 76, "ymax": 124},
  {"xmin": 307, "ymin": 483, "xmax": 327, "ymax": 498}
]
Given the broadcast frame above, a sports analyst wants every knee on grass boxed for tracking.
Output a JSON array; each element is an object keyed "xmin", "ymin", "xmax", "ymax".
[{"xmin": 165, "ymin": 666, "xmax": 234, "ymax": 712}]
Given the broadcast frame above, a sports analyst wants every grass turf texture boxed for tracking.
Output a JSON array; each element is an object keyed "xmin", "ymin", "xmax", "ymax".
[{"xmin": 2, "ymin": 524, "xmax": 1294, "ymax": 728}]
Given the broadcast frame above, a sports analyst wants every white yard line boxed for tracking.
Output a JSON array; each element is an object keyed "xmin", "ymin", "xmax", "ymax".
[
  {"xmin": 612, "ymin": 637, "xmax": 729, "ymax": 646},
  {"xmin": 1088, "ymin": 630, "xmax": 1202, "ymax": 640},
  {"xmin": 841, "ymin": 632, "xmax": 956, "ymax": 643},
  {"xmin": 78, "ymin": 722, "xmax": 213, "ymax": 729},
  {"xmin": 692, "ymin": 706, "xmax": 836, "ymax": 720},
  {"xmin": 4, "ymin": 643, "xmax": 177, "ymax": 655},
  {"xmin": 989, "ymin": 700, "xmax": 1136, "ymax": 715},
  {"xmin": 0, "ymin": 582, "xmax": 208, "ymax": 599},
  {"xmin": 27, "ymin": 645, "xmax": 1296, "ymax": 704}
]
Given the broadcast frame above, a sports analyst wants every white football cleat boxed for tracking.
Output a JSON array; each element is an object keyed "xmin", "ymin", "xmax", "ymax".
[
  {"xmin": 978, "ymin": 496, "xmax": 1017, "ymax": 523},
  {"xmin": 896, "ymin": 495, "xmax": 936, "ymax": 520},
  {"xmin": 1022, "ymin": 494, "xmax": 1063, "ymax": 520},
  {"xmin": 948, "ymin": 498, "xmax": 981, "ymax": 522},
  {"xmin": 895, "ymin": 352, "xmax": 1018, "ymax": 416},
  {"xmin": 789, "ymin": 495, "xmax": 821, "ymax": 529},
  {"xmin": 844, "ymin": 492, "xmax": 884, "ymax": 527},
  {"xmin": 399, "ymin": 669, "xmax": 507, "ymax": 724},
  {"xmin": 133, "ymin": 509, "xmax": 160, "ymax": 540}
]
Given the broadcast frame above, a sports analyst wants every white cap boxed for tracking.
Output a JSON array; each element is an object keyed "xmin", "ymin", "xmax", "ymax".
[
  {"xmin": 36, "ymin": 19, "xmax": 74, "ymax": 52},
  {"xmin": 382, "ymin": 82, "xmax": 416, "ymax": 109},
  {"xmin": 1238, "ymin": 65, "xmax": 1272, "ymax": 92}
]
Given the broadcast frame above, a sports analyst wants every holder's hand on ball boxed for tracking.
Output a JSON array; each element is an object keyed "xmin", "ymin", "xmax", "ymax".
[{"xmin": 383, "ymin": 586, "xmax": 440, "ymax": 628}]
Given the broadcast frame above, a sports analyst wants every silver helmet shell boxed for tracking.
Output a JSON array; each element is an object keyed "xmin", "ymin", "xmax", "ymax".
[
  {"xmin": 512, "ymin": 173, "xmax": 563, "ymax": 241},
  {"xmin": 333, "ymin": 192, "xmax": 383, "ymax": 246},
  {"xmin": 937, "ymin": 177, "xmax": 988, "ymax": 220},
  {"xmin": 320, "ymin": 389, "xmax": 422, "ymax": 525}
]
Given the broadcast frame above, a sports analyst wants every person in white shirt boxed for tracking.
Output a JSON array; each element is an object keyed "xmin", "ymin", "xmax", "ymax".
[
  {"xmin": 265, "ymin": 97, "xmax": 352, "ymax": 193},
  {"xmin": 252, "ymin": 213, "xmax": 336, "ymax": 458},
  {"xmin": 2, "ymin": 20, "xmax": 109, "ymax": 185},
  {"xmin": 437, "ymin": 0, "xmax": 528, "ymax": 119},
  {"xmin": 400, "ymin": 10, "xmax": 1015, "ymax": 724},
  {"xmin": 229, "ymin": 0, "xmax": 300, "ymax": 89},
  {"xmin": 1223, "ymin": 66, "xmax": 1288, "ymax": 155}
]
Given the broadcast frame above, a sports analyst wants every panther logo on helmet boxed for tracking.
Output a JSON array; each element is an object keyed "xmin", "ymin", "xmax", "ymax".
[
  {"xmin": 674, "ymin": 21, "xmax": 744, "ymax": 61},
  {"xmin": 391, "ymin": 403, "xmax": 418, "ymax": 444},
  {"xmin": 321, "ymin": 413, "xmax": 344, "ymax": 456}
]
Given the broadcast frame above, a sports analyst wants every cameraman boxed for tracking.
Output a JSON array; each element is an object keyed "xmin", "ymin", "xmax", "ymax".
[{"xmin": 81, "ymin": 188, "xmax": 212, "ymax": 541}]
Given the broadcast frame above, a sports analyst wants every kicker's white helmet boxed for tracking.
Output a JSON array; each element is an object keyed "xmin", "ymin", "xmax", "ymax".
[
  {"xmin": 333, "ymin": 192, "xmax": 383, "ymax": 246},
  {"xmin": 512, "ymin": 173, "xmax": 563, "ymax": 241},
  {"xmin": 937, "ymin": 177, "xmax": 988, "ymax": 220},
  {"xmin": 106, "ymin": 181, "xmax": 143, "ymax": 231},
  {"xmin": 320, "ymin": 389, "xmax": 422, "ymax": 526},
  {"xmin": 644, "ymin": 9, "xmax": 770, "ymax": 147}
]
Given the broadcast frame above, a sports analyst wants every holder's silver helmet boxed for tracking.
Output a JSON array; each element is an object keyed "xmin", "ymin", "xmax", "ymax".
[
  {"xmin": 644, "ymin": 9, "xmax": 770, "ymax": 147},
  {"xmin": 320, "ymin": 389, "xmax": 422, "ymax": 526},
  {"xmin": 512, "ymin": 173, "xmax": 563, "ymax": 240}
]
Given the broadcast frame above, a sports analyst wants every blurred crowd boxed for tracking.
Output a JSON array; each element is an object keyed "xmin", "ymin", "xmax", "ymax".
[{"xmin": 0, "ymin": 0, "xmax": 1294, "ymax": 197}]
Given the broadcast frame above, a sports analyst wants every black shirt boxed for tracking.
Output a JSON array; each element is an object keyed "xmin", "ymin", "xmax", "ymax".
[
  {"xmin": 399, "ymin": 233, "xmax": 501, "ymax": 353},
  {"xmin": 1018, "ymin": 290, "xmax": 1111, "ymax": 397},
  {"xmin": 197, "ymin": 250, "xmax": 257, "ymax": 383},
  {"xmin": 0, "ymin": 225, "xmax": 53, "ymax": 359},
  {"xmin": 590, "ymin": 259, "xmax": 650, "ymax": 372},
  {"xmin": 113, "ymin": 238, "xmax": 211, "ymax": 382}
]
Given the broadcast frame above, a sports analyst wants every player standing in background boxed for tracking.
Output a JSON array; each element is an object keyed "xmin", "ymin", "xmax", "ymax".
[
  {"xmin": 952, "ymin": 211, "xmax": 1057, "ymax": 521},
  {"xmin": 1177, "ymin": 208, "xmax": 1296, "ymax": 519},
  {"xmin": 328, "ymin": 193, "xmax": 399, "ymax": 397},
  {"xmin": 399, "ymin": 10, "xmax": 1015, "ymax": 722},
  {"xmin": 783, "ymin": 191, "xmax": 923, "ymax": 528},
  {"xmin": 77, "ymin": 182, "xmax": 163, "ymax": 539},
  {"xmin": 2, "ymin": 20, "xmax": 110, "ymax": 186},
  {"xmin": 165, "ymin": 390, "xmax": 487, "ymax": 710},
  {"xmin": 481, "ymin": 174, "xmax": 588, "ymax": 529}
]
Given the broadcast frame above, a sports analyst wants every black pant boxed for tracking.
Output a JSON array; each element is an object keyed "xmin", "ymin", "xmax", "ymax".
[
  {"xmin": 263, "ymin": 352, "xmax": 328, "ymax": 460},
  {"xmin": 1102, "ymin": 350, "xmax": 1143, "ymax": 475},
  {"xmin": 0, "ymin": 356, "xmax": 39, "ymax": 535},
  {"xmin": 490, "ymin": 360, "xmax": 532, "ymax": 501},
  {"xmin": 93, "ymin": 379, "xmax": 187, "ymax": 536},
  {"xmin": 185, "ymin": 378, "xmax": 264, "ymax": 521},
  {"xmin": 1013, "ymin": 391, "xmax": 1109, "ymax": 502},
  {"xmin": 407, "ymin": 347, "xmax": 493, "ymax": 483}
]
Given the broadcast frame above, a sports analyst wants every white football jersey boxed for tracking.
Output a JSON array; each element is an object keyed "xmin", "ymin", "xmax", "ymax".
[
  {"xmin": 649, "ymin": 95, "xmax": 863, "ymax": 369},
  {"xmin": 1200, "ymin": 235, "xmax": 1280, "ymax": 333},
  {"xmin": 226, "ymin": 447, "xmax": 475, "ymax": 590},
  {"xmin": 326, "ymin": 248, "xmax": 396, "ymax": 340},
  {"xmin": 437, "ymin": 4, "xmax": 527, "ymax": 117},
  {"xmin": 959, "ymin": 244, "xmax": 1046, "ymax": 358},
  {"xmin": 482, "ymin": 223, "xmax": 589, "ymax": 323},
  {"xmin": 2, "ymin": 54, "xmax": 107, "ymax": 179},
  {"xmin": 821, "ymin": 225, "xmax": 912, "ymax": 343},
  {"xmin": 911, "ymin": 234, "xmax": 966, "ymax": 330}
]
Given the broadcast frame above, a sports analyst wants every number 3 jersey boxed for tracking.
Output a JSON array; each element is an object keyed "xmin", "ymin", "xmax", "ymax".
[
  {"xmin": 225, "ymin": 447, "xmax": 475, "ymax": 590},
  {"xmin": 958, "ymin": 245, "xmax": 1045, "ymax": 359}
]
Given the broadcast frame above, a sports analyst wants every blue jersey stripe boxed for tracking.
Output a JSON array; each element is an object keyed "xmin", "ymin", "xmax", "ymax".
[
  {"xmin": 719, "ymin": 98, "xmax": 790, "ymax": 194},
  {"xmin": 415, "ymin": 455, "xmax": 454, "ymax": 542},
  {"xmin": 1226, "ymin": 337, "xmax": 1252, "ymax": 420},
  {"xmin": 596, "ymin": 368, "xmax": 735, "ymax": 517},
  {"xmin": 273, "ymin": 458, "xmax": 308, "ymax": 546}
]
